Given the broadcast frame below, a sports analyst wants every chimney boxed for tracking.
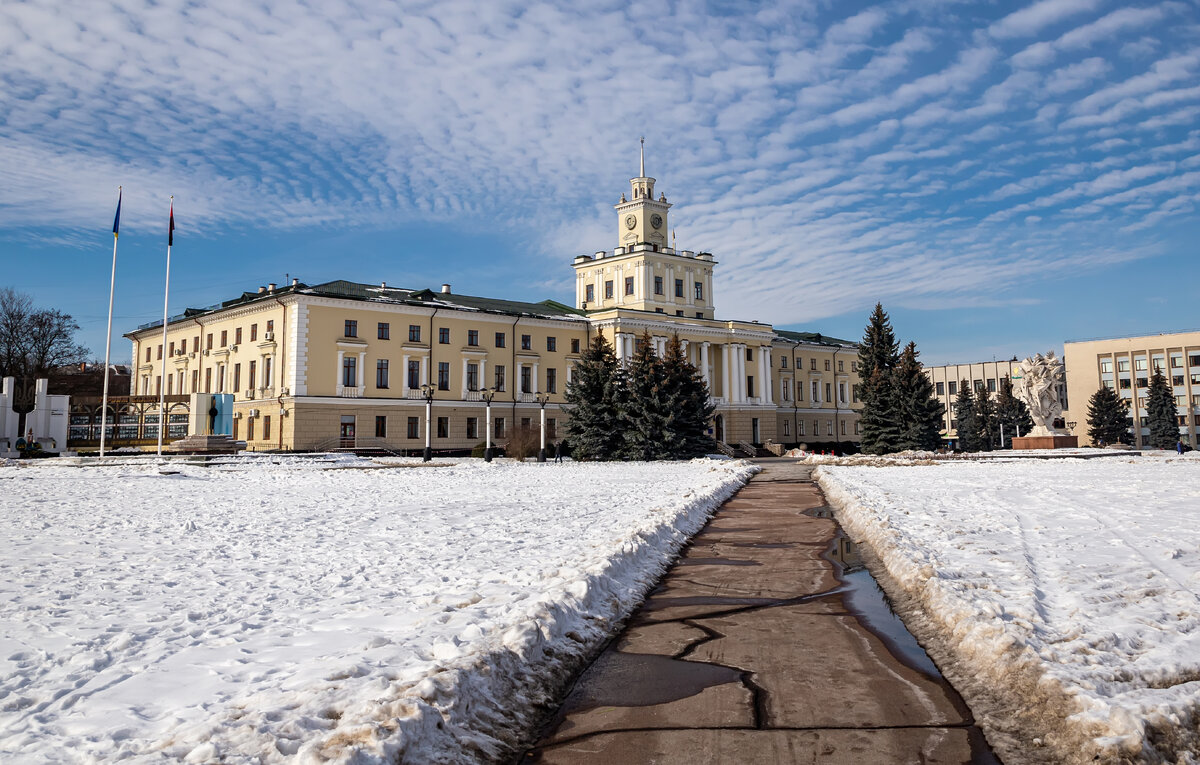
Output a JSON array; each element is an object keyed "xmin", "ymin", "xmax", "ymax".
[
  {"xmin": 268, "ymin": 283, "xmax": 277, "ymax": 292},
  {"xmin": 257, "ymin": 286, "xmax": 266, "ymax": 294},
  {"xmin": 441, "ymin": 283, "xmax": 451, "ymax": 294},
  {"xmin": 291, "ymin": 278, "xmax": 298, "ymax": 286},
  {"xmin": 381, "ymin": 281, "xmax": 387, "ymax": 288}
]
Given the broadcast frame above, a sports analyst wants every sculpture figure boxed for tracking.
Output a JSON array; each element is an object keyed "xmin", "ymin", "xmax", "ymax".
[{"xmin": 1014, "ymin": 351, "xmax": 1065, "ymax": 436}]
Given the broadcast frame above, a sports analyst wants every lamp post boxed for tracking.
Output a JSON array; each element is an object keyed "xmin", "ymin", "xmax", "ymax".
[
  {"xmin": 535, "ymin": 391, "xmax": 551, "ymax": 463},
  {"xmin": 420, "ymin": 382, "xmax": 435, "ymax": 462},
  {"xmin": 481, "ymin": 387, "xmax": 496, "ymax": 462}
]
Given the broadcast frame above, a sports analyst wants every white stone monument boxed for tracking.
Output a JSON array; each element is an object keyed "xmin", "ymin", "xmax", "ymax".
[{"xmin": 1011, "ymin": 351, "xmax": 1075, "ymax": 448}]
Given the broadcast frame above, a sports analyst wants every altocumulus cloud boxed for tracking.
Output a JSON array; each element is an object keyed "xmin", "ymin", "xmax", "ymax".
[{"xmin": 0, "ymin": 0, "xmax": 1197, "ymax": 324}]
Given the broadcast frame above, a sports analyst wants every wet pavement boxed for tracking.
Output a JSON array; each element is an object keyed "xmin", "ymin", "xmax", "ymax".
[{"xmin": 523, "ymin": 461, "xmax": 1000, "ymax": 764}]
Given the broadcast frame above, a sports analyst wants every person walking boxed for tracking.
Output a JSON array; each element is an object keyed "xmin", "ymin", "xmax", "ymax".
[{"xmin": 554, "ymin": 439, "xmax": 565, "ymax": 463}]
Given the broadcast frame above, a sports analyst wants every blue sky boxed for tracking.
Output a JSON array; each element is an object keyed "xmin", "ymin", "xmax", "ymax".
[{"xmin": 1, "ymin": 0, "xmax": 1197, "ymax": 365}]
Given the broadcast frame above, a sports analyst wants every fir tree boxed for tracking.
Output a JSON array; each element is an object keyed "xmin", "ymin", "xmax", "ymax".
[
  {"xmin": 1145, "ymin": 369, "xmax": 1179, "ymax": 449},
  {"xmin": 995, "ymin": 377, "xmax": 1034, "ymax": 449},
  {"xmin": 973, "ymin": 387, "xmax": 998, "ymax": 451},
  {"xmin": 954, "ymin": 380, "xmax": 979, "ymax": 451},
  {"xmin": 1086, "ymin": 385, "xmax": 1130, "ymax": 446},
  {"xmin": 564, "ymin": 334, "xmax": 625, "ymax": 460},
  {"xmin": 619, "ymin": 331, "xmax": 675, "ymax": 461},
  {"xmin": 661, "ymin": 335, "xmax": 716, "ymax": 458},
  {"xmin": 894, "ymin": 341, "xmax": 943, "ymax": 452},
  {"xmin": 856, "ymin": 303, "xmax": 903, "ymax": 454}
]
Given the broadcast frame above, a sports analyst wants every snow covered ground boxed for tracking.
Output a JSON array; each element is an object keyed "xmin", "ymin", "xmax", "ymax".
[
  {"xmin": 816, "ymin": 454, "xmax": 1200, "ymax": 764},
  {"xmin": 0, "ymin": 455, "xmax": 754, "ymax": 763}
]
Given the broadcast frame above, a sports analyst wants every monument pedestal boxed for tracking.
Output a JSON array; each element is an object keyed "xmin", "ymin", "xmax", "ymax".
[{"xmin": 1011, "ymin": 435, "xmax": 1078, "ymax": 450}]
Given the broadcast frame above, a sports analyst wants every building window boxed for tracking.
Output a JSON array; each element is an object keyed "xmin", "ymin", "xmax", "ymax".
[
  {"xmin": 654, "ymin": 276, "xmax": 664, "ymax": 295},
  {"xmin": 824, "ymin": 359, "xmax": 831, "ymax": 371},
  {"xmin": 547, "ymin": 368, "xmax": 557, "ymax": 393},
  {"xmin": 407, "ymin": 417, "xmax": 419, "ymax": 439},
  {"xmin": 949, "ymin": 381, "xmax": 957, "ymax": 395},
  {"xmin": 342, "ymin": 357, "xmax": 357, "ymax": 387},
  {"xmin": 521, "ymin": 334, "xmax": 532, "ymax": 350},
  {"xmin": 571, "ymin": 338, "xmax": 580, "ymax": 353},
  {"xmin": 1171, "ymin": 355, "xmax": 1183, "ymax": 368},
  {"xmin": 783, "ymin": 420, "xmax": 790, "ymax": 436},
  {"xmin": 585, "ymin": 284, "xmax": 595, "ymax": 302},
  {"xmin": 437, "ymin": 417, "xmax": 448, "ymax": 439},
  {"xmin": 437, "ymin": 362, "xmax": 450, "ymax": 390},
  {"xmin": 343, "ymin": 320, "xmax": 356, "ymax": 338},
  {"xmin": 439, "ymin": 328, "xmax": 450, "ymax": 344},
  {"xmin": 655, "ymin": 308, "xmax": 664, "ymax": 313},
  {"xmin": 376, "ymin": 359, "xmax": 389, "ymax": 388},
  {"xmin": 248, "ymin": 360, "xmax": 257, "ymax": 391},
  {"xmin": 825, "ymin": 382, "xmax": 832, "ymax": 402},
  {"xmin": 827, "ymin": 420, "xmax": 833, "ymax": 436},
  {"xmin": 781, "ymin": 356, "xmax": 788, "ymax": 369},
  {"xmin": 936, "ymin": 381, "xmax": 944, "ymax": 396},
  {"xmin": 547, "ymin": 337, "xmax": 557, "ymax": 352},
  {"xmin": 169, "ymin": 341, "xmax": 175, "ymax": 356},
  {"xmin": 494, "ymin": 417, "xmax": 506, "ymax": 439},
  {"xmin": 235, "ymin": 327, "xmax": 243, "ymax": 345},
  {"xmin": 746, "ymin": 347, "xmax": 753, "ymax": 361},
  {"xmin": 205, "ymin": 368, "xmax": 212, "ymax": 392},
  {"xmin": 974, "ymin": 379, "xmax": 984, "ymax": 392},
  {"xmin": 812, "ymin": 380, "xmax": 819, "ymax": 401},
  {"xmin": 467, "ymin": 363, "xmax": 479, "ymax": 391},
  {"xmin": 696, "ymin": 312, "xmax": 703, "ymax": 319},
  {"xmin": 674, "ymin": 278, "xmax": 684, "ymax": 297},
  {"xmin": 263, "ymin": 416, "xmax": 271, "ymax": 441},
  {"xmin": 466, "ymin": 417, "xmax": 478, "ymax": 439},
  {"xmin": 520, "ymin": 417, "xmax": 531, "ymax": 429},
  {"xmin": 548, "ymin": 418, "xmax": 557, "ymax": 439},
  {"xmin": 145, "ymin": 346, "xmax": 151, "ymax": 363},
  {"xmin": 247, "ymin": 416, "xmax": 254, "ymax": 441},
  {"xmin": 1135, "ymin": 358, "xmax": 1148, "ymax": 371},
  {"xmin": 855, "ymin": 421, "xmax": 861, "ymax": 435},
  {"xmin": 521, "ymin": 365, "xmax": 532, "ymax": 393},
  {"xmin": 694, "ymin": 282, "xmax": 703, "ymax": 300},
  {"xmin": 206, "ymin": 333, "xmax": 213, "ymax": 350},
  {"xmin": 266, "ymin": 319, "xmax": 274, "ymax": 333},
  {"xmin": 407, "ymin": 360, "xmax": 420, "ymax": 389},
  {"xmin": 839, "ymin": 382, "xmax": 847, "ymax": 403},
  {"xmin": 233, "ymin": 363, "xmax": 242, "ymax": 393},
  {"xmin": 624, "ymin": 276, "xmax": 634, "ymax": 295},
  {"xmin": 746, "ymin": 376, "xmax": 754, "ymax": 397},
  {"xmin": 838, "ymin": 360, "xmax": 844, "ymax": 372},
  {"xmin": 220, "ymin": 330, "xmax": 228, "ymax": 347},
  {"xmin": 468, "ymin": 330, "xmax": 479, "ymax": 346},
  {"xmin": 811, "ymin": 358, "xmax": 817, "ymax": 370},
  {"xmin": 782, "ymin": 380, "xmax": 790, "ymax": 400},
  {"xmin": 494, "ymin": 365, "xmax": 506, "ymax": 391},
  {"xmin": 408, "ymin": 325, "xmax": 421, "ymax": 342},
  {"xmin": 378, "ymin": 322, "xmax": 389, "ymax": 340},
  {"xmin": 375, "ymin": 416, "xmax": 386, "ymax": 438},
  {"xmin": 604, "ymin": 280, "xmax": 614, "ymax": 299},
  {"xmin": 495, "ymin": 332, "xmax": 506, "ymax": 348},
  {"xmin": 987, "ymin": 378, "xmax": 997, "ymax": 392},
  {"xmin": 841, "ymin": 420, "xmax": 847, "ymax": 435},
  {"xmin": 1101, "ymin": 359, "xmax": 1113, "ymax": 373}
]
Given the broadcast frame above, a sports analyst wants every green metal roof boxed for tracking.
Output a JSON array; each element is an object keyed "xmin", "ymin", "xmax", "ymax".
[{"xmin": 774, "ymin": 328, "xmax": 858, "ymax": 348}]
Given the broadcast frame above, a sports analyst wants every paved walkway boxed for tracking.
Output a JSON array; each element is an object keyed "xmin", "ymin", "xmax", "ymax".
[{"xmin": 524, "ymin": 461, "xmax": 998, "ymax": 764}]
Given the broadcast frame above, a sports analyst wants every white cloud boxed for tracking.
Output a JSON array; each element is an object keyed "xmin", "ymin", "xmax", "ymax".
[{"xmin": 989, "ymin": 0, "xmax": 1103, "ymax": 39}]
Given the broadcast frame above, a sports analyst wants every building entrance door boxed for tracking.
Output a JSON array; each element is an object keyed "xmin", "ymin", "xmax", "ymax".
[
  {"xmin": 339, "ymin": 415, "xmax": 355, "ymax": 448},
  {"xmin": 714, "ymin": 415, "xmax": 724, "ymax": 443},
  {"xmin": 752, "ymin": 417, "xmax": 760, "ymax": 444}
]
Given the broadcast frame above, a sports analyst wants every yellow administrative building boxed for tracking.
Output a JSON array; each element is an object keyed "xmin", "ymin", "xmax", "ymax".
[{"xmin": 123, "ymin": 160, "xmax": 863, "ymax": 454}]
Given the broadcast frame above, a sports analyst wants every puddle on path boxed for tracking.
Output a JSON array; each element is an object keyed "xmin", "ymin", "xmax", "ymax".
[{"xmin": 558, "ymin": 651, "xmax": 742, "ymax": 711}]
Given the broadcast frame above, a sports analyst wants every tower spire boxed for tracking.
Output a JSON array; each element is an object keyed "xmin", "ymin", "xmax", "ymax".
[{"xmin": 640, "ymin": 136, "xmax": 645, "ymax": 177}]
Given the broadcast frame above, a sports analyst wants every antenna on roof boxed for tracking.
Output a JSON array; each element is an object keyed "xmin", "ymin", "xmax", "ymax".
[{"xmin": 640, "ymin": 136, "xmax": 645, "ymax": 177}]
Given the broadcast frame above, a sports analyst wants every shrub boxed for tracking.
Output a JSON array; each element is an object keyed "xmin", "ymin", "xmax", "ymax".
[{"xmin": 504, "ymin": 424, "xmax": 540, "ymax": 461}]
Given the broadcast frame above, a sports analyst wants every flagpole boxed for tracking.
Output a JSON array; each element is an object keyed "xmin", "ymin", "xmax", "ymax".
[
  {"xmin": 157, "ymin": 196, "xmax": 173, "ymax": 457},
  {"xmin": 99, "ymin": 187, "xmax": 121, "ymax": 459}
]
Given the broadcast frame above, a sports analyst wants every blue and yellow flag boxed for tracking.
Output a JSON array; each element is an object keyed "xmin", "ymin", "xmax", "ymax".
[{"xmin": 112, "ymin": 188, "xmax": 122, "ymax": 239}]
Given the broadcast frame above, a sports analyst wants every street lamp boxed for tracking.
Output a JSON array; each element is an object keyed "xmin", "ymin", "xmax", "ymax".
[
  {"xmin": 535, "ymin": 391, "xmax": 551, "ymax": 463},
  {"xmin": 480, "ymin": 387, "xmax": 496, "ymax": 462},
  {"xmin": 420, "ymin": 382, "xmax": 436, "ymax": 462}
]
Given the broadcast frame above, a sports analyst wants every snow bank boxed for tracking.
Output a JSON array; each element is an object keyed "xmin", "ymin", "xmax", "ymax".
[
  {"xmin": 0, "ymin": 457, "xmax": 754, "ymax": 763},
  {"xmin": 816, "ymin": 457, "xmax": 1200, "ymax": 764}
]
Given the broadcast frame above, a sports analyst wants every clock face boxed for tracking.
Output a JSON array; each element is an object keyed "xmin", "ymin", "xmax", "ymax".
[
  {"xmin": 650, "ymin": 213, "xmax": 663, "ymax": 229},
  {"xmin": 625, "ymin": 214, "xmax": 637, "ymax": 230}
]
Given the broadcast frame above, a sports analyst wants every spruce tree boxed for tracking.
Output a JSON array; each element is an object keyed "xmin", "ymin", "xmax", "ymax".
[
  {"xmin": 1145, "ymin": 369, "xmax": 1179, "ymax": 449},
  {"xmin": 856, "ymin": 303, "xmax": 903, "ymax": 454},
  {"xmin": 1086, "ymin": 386, "xmax": 1130, "ymax": 446},
  {"xmin": 619, "ymin": 331, "xmax": 674, "ymax": 461},
  {"xmin": 974, "ymin": 387, "xmax": 998, "ymax": 451},
  {"xmin": 661, "ymin": 335, "xmax": 716, "ymax": 458},
  {"xmin": 564, "ymin": 334, "xmax": 625, "ymax": 460},
  {"xmin": 894, "ymin": 341, "xmax": 943, "ymax": 452},
  {"xmin": 995, "ymin": 377, "xmax": 1034, "ymax": 449},
  {"xmin": 954, "ymin": 380, "xmax": 979, "ymax": 451}
]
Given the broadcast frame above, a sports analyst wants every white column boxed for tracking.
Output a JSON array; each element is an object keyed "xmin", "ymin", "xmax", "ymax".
[
  {"xmin": 461, "ymin": 358, "xmax": 469, "ymax": 398},
  {"xmin": 721, "ymin": 344, "xmax": 731, "ymax": 402},
  {"xmin": 736, "ymin": 345, "xmax": 746, "ymax": 402},
  {"xmin": 764, "ymin": 347, "xmax": 774, "ymax": 404},
  {"xmin": 532, "ymin": 362, "xmax": 540, "ymax": 392},
  {"xmin": 700, "ymin": 342, "xmax": 711, "ymax": 391},
  {"xmin": 401, "ymin": 353, "xmax": 410, "ymax": 396},
  {"xmin": 420, "ymin": 355, "xmax": 428, "ymax": 387},
  {"xmin": 615, "ymin": 333, "xmax": 625, "ymax": 363},
  {"xmin": 615, "ymin": 266, "xmax": 624, "ymax": 306},
  {"xmin": 336, "ymin": 349, "xmax": 345, "ymax": 395},
  {"xmin": 357, "ymin": 351, "xmax": 366, "ymax": 395},
  {"xmin": 479, "ymin": 358, "xmax": 487, "ymax": 392}
]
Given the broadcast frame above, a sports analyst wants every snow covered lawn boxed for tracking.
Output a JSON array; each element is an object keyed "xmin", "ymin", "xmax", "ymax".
[
  {"xmin": 816, "ymin": 455, "xmax": 1200, "ymax": 764},
  {"xmin": 0, "ymin": 456, "xmax": 754, "ymax": 763}
]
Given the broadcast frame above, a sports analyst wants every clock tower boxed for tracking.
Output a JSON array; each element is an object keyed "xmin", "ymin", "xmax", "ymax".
[{"xmin": 615, "ymin": 138, "xmax": 670, "ymax": 248}]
